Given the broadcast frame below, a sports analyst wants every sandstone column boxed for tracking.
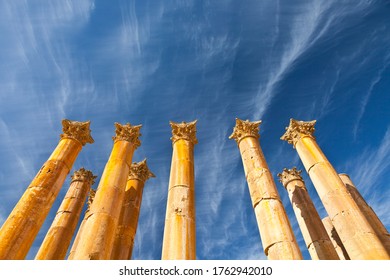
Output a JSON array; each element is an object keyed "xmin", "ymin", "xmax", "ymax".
[
  {"xmin": 35, "ymin": 168, "xmax": 96, "ymax": 260},
  {"xmin": 0, "ymin": 119, "xmax": 93, "ymax": 260},
  {"xmin": 322, "ymin": 216, "xmax": 350, "ymax": 260},
  {"xmin": 67, "ymin": 188, "xmax": 96, "ymax": 260},
  {"xmin": 111, "ymin": 159, "xmax": 155, "ymax": 260},
  {"xmin": 278, "ymin": 167, "xmax": 339, "ymax": 260},
  {"xmin": 162, "ymin": 120, "xmax": 197, "ymax": 260},
  {"xmin": 339, "ymin": 173, "xmax": 390, "ymax": 254},
  {"xmin": 281, "ymin": 119, "xmax": 389, "ymax": 259},
  {"xmin": 71, "ymin": 122, "xmax": 141, "ymax": 260},
  {"xmin": 230, "ymin": 118, "xmax": 302, "ymax": 260}
]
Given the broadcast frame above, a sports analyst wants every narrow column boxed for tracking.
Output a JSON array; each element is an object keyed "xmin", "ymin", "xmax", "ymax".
[
  {"xmin": 35, "ymin": 168, "xmax": 96, "ymax": 259},
  {"xmin": 67, "ymin": 189, "xmax": 96, "ymax": 260},
  {"xmin": 0, "ymin": 119, "xmax": 93, "ymax": 260},
  {"xmin": 111, "ymin": 159, "xmax": 155, "ymax": 260},
  {"xmin": 322, "ymin": 216, "xmax": 350, "ymax": 260},
  {"xmin": 72, "ymin": 122, "xmax": 141, "ymax": 260},
  {"xmin": 278, "ymin": 168, "xmax": 339, "ymax": 260},
  {"xmin": 281, "ymin": 119, "xmax": 389, "ymax": 259},
  {"xmin": 162, "ymin": 120, "xmax": 197, "ymax": 260},
  {"xmin": 339, "ymin": 174, "xmax": 390, "ymax": 254},
  {"xmin": 229, "ymin": 119, "xmax": 302, "ymax": 260}
]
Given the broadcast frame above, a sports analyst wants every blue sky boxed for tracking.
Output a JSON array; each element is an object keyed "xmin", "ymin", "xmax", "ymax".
[{"xmin": 0, "ymin": 0, "xmax": 389, "ymax": 260}]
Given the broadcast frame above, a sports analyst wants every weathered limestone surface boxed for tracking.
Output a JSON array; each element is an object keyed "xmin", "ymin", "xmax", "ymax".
[
  {"xmin": 35, "ymin": 168, "xmax": 96, "ymax": 260},
  {"xmin": 322, "ymin": 216, "xmax": 350, "ymax": 260},
  {"xmin": 0, "ymin": 119, "xmax": 93, "ymax": 260},
  {"xmin": 278, "ymin": 168, "xmax": 339, "ymax": 260},
  {"xmin": 339, "ymin": 174, "xmax": 390, "ymax": 254},
  {"xmin": 230, "ymin": 119, "xmax": 302, "ymax": 260},
  {"xmin": 111, "ymin": 160, "xmax": 155, "ymax": 260},
  {"xmin": 281, "ymin": 119, "xmax": 390, "ymax": 259},
  {"xmin": 71, "ymin": 122, "xmax": 141, "ymax": 260},
  {"xmin": 162, "ymin": 121, "xmax": 197, "ymax": 260}
]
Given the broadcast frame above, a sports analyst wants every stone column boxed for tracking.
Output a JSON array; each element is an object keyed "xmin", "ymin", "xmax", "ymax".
[
  {"xmin": 339, "ymin": 173, "xmax": 390, "ymax": 254},
  {"xmin": 322, "ymin": 216, "xmax": 350, "ymax": 260},
  {"xmin": 278, "ymin": 167, "xmax": 339, "ymax": 260},
  {"xmin": 67, "ymin": 189, "xmax": 96, "ymax": 260},
  {"xmin": 35, "ymin": 168, "xmax": 96, "ymax": 260},
  {"xmin": 71, "ymin": 122, "xmax": 141, "ymax": 260},
  {"xmin": 162, "ymin": 120, "xmax": 197, "ymax": 260},
  {"xmin": 0, "ymin": 119, "xmax": 93, "ymax": 260},
  {"xmin": 281, "ymin": 119, "xmax": 389, "ymax": 259},
  {"xmin": 111, "ymin": 159, "xmax": 155, "ymax": 260},
  {"xmin": 230, "ymin": 118, "xmax": 302, "ymax": 260}
]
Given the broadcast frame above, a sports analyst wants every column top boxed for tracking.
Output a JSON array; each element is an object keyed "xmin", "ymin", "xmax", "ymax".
[
  {"xmin": 277, "ymin": 167, "xmax": 304, "ymax": 188},
  {"xmin": 280, "ymin": 118, "xmax": 316, "ymax": 147},
  {"xmin": 112, "ymin": 122, "xmax": 142, "ymax": 149},
  {"xmin": 60, "ymin": 119, "xmax": 94, "ymax": 146},
  {"xmin": 71, "ymin": 168, "xmax": 97, "ymax": 185},
  {"xmin": 170, "ymin": 120, "xmax": 198, "ymax": 145},
  {"xmin": 128, "ymin": 159, "xmax": 156, "ymax": 182},
  {"xmin": 229, "ymin": 118, "xmax": 262, "ymax": 144}
]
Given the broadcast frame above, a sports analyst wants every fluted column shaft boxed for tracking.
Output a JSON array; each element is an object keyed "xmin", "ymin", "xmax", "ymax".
[
  {"xmin": 230, "ymin": 119, "xmax": 302, "ymax": 260},
  {"xmin": 0, "ymin": 120, "xmax": 93, "ymax": 260},
  {"xmin": 162, "ymin": 121, "xmax": 197, "ymax": 260},
  {"xmin": 71, "ymin": 122, "xmax": 141, "ymax": 260},
  {"xmin": 35, "ymin": 169, "xmax": 96, "ymax": 260},
  {"xmin": 322, "ymin": 216, "xmax": 350, "ymax": 260},
  {"xmin": 281, "ymin": 119, "xmax": 389, "ymax": 259},
  {"xmin": 278, "ymin": 168, "xmax": 339, "ymax": 260}
]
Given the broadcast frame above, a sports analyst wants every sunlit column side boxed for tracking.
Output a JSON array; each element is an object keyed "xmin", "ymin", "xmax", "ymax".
[
  {"xmin": 111, "ymin": 159, "xmax": 155, "ymax": 260},
  {"xmin": 35, "ymin": 168, "xmax": 96, "ymax": 260},
  {"xmin": 67, "ymin": 188, "xmax": 96, "ymax": 260},
  {"xmin": 0, "ymin": 120, "xmax": 93, "ymax": 260},
  {"xmin": 162, "ymin": 120, "xmax": 197, "ymax": 260},
  {"xmin": 339, "ymin": 173, "xmax": 390, "ymax": 254},
  {"xmin": 72, "ymin": 122, "xmax": 141, "ymax": 259},
  {"xmin": 230, "ymin": 119, "xmax": 302, "ymax": 260},
  {"xmin": 322, "ymin": 216, "xmax": 350, "ymax": 260},
  {"xmin": 281, "ymin": 119, "xmax": 389, "ymax": 259},
  {"xmin": 278, "ymin": 168, "xmax": 339, "ymax": 260}
]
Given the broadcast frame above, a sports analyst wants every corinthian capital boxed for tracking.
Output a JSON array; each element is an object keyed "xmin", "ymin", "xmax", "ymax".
[
  {"xmin": 280, "ymin": 119, "xmax": 316, "ymax": 147},
  {"xmin": 128, "ymin": 159, "xmax": 156, "ymax": 182},
  {"xmin": 112, "ymin": 122, "xmax": 142, "ymax": 149},
  {"xmin": 60, "ymin": 119, "xmax": 94, "ymax": 146},
  {"xmin": 170, "ymin": 120, "xmax": 198, "ymax": 145},
  {"xmin": 229, "ymin": 118, "xmax": 262, "ymax": 144},
  {"xmin": 277, "ymin": 167, "xmax": 304, "ymax": 188},
  {"xmin": 71, "ymin": 168, "xmax": 97, "ymax": 186}
]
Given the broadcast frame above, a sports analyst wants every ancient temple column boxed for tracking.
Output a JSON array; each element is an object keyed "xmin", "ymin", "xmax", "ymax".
[
  {"xmin": 0, "ymin": 119, "xmax": 93, "ymax": 260},
  {"xmin": 162, "ymin": 120, "xmax": 197, "ymax": 260},
  {"xmin": 278, "ymin": 167, "xmax": 339, "ymax": 260},
  {"xmin": 322, "ymin": 216, "xmax": 350, "ymax": 260},
  {"xmin": 111, "ymin": 159, "xmax": 155, "ymax": 260},
  {"xmin": 281, "ymin": 119, "xmax": 389, "ymax": 259},
  {"xmin": 230, "ymin": 119, "xmax": 302, "ymax": 260},
  {"xmin": 67, "ymin": 189, "xmax": 96, "ymax": 260},
  {"xmin": 339, "ymin": 173, "xmax": 390, "ymax": 254},
  {"xmin": 35, "ymin": 168, "xmax": 96, "ymax": 260},
  {"xmin": 71, "ymin": 122, "xmax": 141, "ymax": 260}
]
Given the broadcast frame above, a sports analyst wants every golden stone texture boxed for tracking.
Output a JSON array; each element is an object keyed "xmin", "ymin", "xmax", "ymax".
[
  {"xmin": 0, "ymin": 119, "xmax": 92, "ymax": 260},
  {"xmin": 281, "ymin": 119, "xmax": 390, "ymax": 259},
  {"xmin": 71, "ymin": 122, "xmax": 141, "ymax": 260},
  {"xmin": 35, "ymin": 168, "xmax": 96, "ymax": 260},
  {"xmin": 111, "ymin": 159, "xmax": 155, "ymax": 259},
  {"xmin": 231, "ymin": 119, "xmax": 302, "ymax": 260},
  {"xmin": 162, "ymin": 121, "xmax": 197, "ymax": 260},
  {"xmin": 278, "ymin": 168, "xmax": 339, "ymax": 260},
  {"xmin": 322, "ymin": 216, "xmax": 350, "ymax": 260}
]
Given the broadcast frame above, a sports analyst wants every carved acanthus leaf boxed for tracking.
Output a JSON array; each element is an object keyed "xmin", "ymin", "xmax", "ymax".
[
  {"xmin": 71, "ymin": 168, "xmax": 97, "ymax": 186},
  {"xmin": 60, "ymin": 119, "xmax": 94, "ymax": 146},
  {"xmin": 170, "ymin": 120, "xmax": 198, "ymax": 145},
  {"xmin": 280, "ymin": 119, "xmax": 316, "ymax": 147},
  {"xmin": 229, "ymin": 118, "xmax": 262, "ymax": 144},
  {"xmin": 112, "ymin": 122, "xmax": 142, "ymax": 149},
  {"xmin": 277, "ymin": 167, "xmax": 304, "ymax": 188},
  {"xmin": 128, "ymin": 159, "xmax": 156, "ymax": 182}
]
